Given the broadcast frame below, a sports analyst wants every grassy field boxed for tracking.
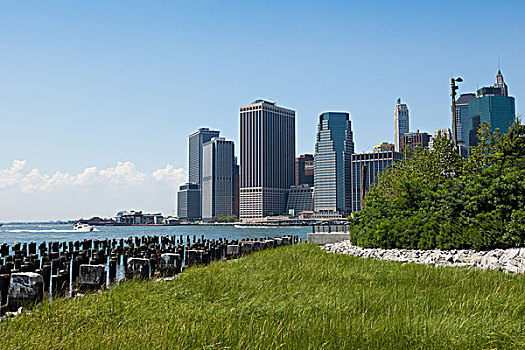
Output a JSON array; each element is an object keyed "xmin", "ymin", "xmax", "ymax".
[{"xmin": 1, "ymin": 244, "xmax": 525, "ymax": 349}]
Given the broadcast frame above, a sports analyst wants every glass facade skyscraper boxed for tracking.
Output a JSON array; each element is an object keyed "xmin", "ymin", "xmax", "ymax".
[
  {"xmin": 462, "ymin": 71, "xmax": 515, "ymax": 149},
  {"xmin": 455, "ymin": 93, "xmax": 476, "ymax": 144},
  {"xmin": 314, "ymin": 112, "xmax": 354, "ymax": 215},
  {"xmin": 467, "ymin": 95, "xmax": 515, "ymax": 147}
]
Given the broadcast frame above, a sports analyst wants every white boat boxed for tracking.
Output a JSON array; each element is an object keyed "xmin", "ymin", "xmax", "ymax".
[{"xmin": 74, "ymin": 222, "xmax": 95, "ymax": 232}]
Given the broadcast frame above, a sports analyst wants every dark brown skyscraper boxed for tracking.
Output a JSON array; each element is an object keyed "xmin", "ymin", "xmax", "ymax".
[{"xmin": 295, "ymin": 154, "xmax": 314, "ymax": 186}]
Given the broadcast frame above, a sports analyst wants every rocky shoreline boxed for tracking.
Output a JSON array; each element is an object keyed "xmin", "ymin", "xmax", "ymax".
[{"xmin": 322, "ymin": 240, "xmax": 525, "ymax": 273}]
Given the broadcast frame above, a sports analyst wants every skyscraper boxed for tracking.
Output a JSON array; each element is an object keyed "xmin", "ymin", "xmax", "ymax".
[
  {"xmin": 188, "ymin": 128, "xmax": 221, "ymax": 185},
  {"xmin": 177, "ymin": 127, "xmax": 220, "ymax": 220},
  {"xmin": 239, "ymin": 99, "xmax": 295, "ymax": 218},
  {"xmin": 394, "ymin": 98, "xmax": 409, "ymax": 152},
  {"xmin": 233, "ymin": 158, "xmax": 240, "ymax": 218},
  {"xmin": 464, "ymin": 70, "xmax": 516, "ymax": 149},
  {"xmin": 201, "ymin": 137, "xmax": 235, "ymax": 221},
  {"xmin": 455, "ymin": 93, "xmax": 476, "ymax": 144},
  {"xmin": 295, "ymin": 154, "xmax": 314, "ymax": 186},
  {"xmin": 314, "ymin": 112, "xmax": 354, "ymax": 215}
]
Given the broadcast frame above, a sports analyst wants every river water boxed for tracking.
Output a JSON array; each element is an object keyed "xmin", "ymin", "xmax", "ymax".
[{"xmin": 0, "ymin": 223, "xmax": 310, "ymax": 245}]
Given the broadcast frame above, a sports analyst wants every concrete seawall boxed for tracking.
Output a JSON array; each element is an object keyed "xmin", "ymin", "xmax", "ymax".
[{"xmin": 307, "ymin": 232, "xmax": 350, "ymax": 245}]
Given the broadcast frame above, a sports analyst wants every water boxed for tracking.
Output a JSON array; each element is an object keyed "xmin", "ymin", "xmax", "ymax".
[{"xmin": 0, "ymin": 223, "xmax": 311, "ymax": 245}]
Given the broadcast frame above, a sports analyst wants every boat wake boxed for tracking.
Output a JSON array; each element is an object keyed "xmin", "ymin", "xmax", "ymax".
[{"xmin": 6, "ymin": 228, "xmax": 99, "ymax": 233}]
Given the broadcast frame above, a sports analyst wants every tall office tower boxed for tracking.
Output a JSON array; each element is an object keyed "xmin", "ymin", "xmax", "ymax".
[
  {"xmin": 454, "ymin": 93, "xmax": 476, "ymax": 144},
  {"xmin": 188, "ymin": 128, "xmax": 221, "ymax": 185},
  {"xmin": 464, "ymin": 70, "xmax": 516, "ymax": 149},
  {"xmin": 185, "ymin": 127, "xmax": 220, "ymax": 218},
  {"xmin": 233, "ymin": 158, "xmax": 240, "ymax": 218},
  {"xmin": 399, "ymin": 130, "xmax": 432, "ymax": 152},
  {"xmin": 295, "ymin": 154, "xmax": 314, "ymax": 186},
  {"xmin": 351, "ymin": 151, "xmax": 403, "ymax": 212},
  {"xmin": 177, "ymin": 183, "xmax": 201, "ymax": 220},
  {"xmin": 201, "ymin": 137, "xmax": 235, "ymax": 221},
  {"xmin": 394, "ymin": 98, "xmax": 410, "ymax": 152},
  {"xmin": 239, "ymin": 99, "xmax": 296, "ymax": 219},
  {"xmin": 314, "ymin": 112, "xmax": 355, "ymax": 215}
]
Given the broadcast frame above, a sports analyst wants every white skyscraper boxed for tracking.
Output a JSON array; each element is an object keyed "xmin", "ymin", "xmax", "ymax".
[
  {"xmin": 201, "ymin": 137, "xmax": 235, "ymax": 221},
  {"xmin": 394, "ymin": 98, "xmax": 409, "ymax": 152}
]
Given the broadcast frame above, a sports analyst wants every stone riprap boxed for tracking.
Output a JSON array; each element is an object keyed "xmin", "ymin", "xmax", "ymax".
[{"xmin": 322, "ymin": 240, "xmax": 525, "ymax": 273}]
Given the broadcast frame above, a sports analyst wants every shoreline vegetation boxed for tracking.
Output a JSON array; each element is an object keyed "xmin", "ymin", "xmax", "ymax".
[
  {"xmin": 1, "ymin": 244, "xmax": 525, "ymax": 349},
  {"xmin": 350, "ymin": 120, "xmax": 525, "ymax": 250}
]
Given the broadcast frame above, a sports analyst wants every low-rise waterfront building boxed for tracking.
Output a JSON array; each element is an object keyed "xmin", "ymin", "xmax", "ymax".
[
  {"xmin": 115, "ymin": 210, "xmax": 164, "ymax": 225},
  {"xmin": 177, "ymin": 183, "xmax": 201, "ymax": 221},
  {"xmin": 286, "ymin": 184, "xmax": 314, "ymax": 214}
]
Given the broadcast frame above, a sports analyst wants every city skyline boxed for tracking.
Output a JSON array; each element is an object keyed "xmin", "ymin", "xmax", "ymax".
[
  {"xmin": 1, "ymin": 1, "xmax": 524, "ymax": 221},
  {"xmin": 1, "ymin": 68, "xmax": 519, "ymax": 221}
]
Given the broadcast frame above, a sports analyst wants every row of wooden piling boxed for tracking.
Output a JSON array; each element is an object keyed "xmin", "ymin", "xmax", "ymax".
[{"xmin": 0, "ymin": 234, "xmax": 300, "ymax": 313}]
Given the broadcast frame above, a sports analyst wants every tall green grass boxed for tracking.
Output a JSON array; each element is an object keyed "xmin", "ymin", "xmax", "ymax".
[{"xmin": 1, "ymin": 244, "xmax": 525, "ymax": 349}]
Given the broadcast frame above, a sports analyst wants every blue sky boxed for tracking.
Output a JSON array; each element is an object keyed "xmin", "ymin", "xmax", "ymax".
[{"xmin": 1, "ymin": 1, "xmax": 524, "ymax": 220}]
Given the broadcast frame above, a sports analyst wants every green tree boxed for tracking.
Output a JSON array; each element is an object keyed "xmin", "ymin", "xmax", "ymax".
[{"xmin": 350, "ymin": 119, "xmax": 525, "ymax": 250}]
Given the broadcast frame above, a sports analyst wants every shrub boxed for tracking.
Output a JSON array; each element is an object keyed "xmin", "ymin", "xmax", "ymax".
[{"xmin": 350, "ymin": 119, "xmax": 525, "ymax": 250}]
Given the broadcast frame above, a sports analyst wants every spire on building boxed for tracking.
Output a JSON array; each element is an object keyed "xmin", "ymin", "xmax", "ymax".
[{"xmin": 494, "ymin": 68, "xmax": 508, "ymax": 96}]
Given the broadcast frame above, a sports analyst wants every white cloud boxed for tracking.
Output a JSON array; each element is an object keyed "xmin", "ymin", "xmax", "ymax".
[{"xmin": 0, "ymin": 160, "xmax": 187, "ymax": 221}]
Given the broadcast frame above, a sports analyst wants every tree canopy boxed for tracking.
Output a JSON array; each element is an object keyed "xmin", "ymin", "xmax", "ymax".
[{"xmin": 349, "ymin": 119, "xmax": 525, "ymax": 250}]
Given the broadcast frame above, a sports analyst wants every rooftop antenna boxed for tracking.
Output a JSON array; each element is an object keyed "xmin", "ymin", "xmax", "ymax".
[{"xmin": 498, "ymin": 53, "xmax": 501, "ymax": 72}]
